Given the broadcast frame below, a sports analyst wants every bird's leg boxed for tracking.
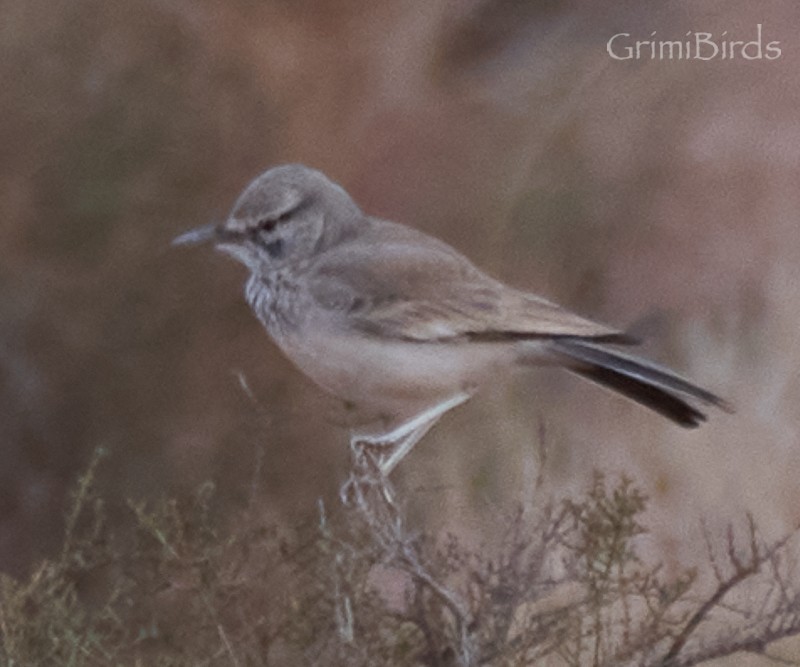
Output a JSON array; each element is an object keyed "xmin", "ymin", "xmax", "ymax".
[
  {"xmin": 376, "ymin": 419, "xmax": 439, "ymax": 478},
  {"xmin": 341, "ymin": 392, "xmax": 472, "ymax": 505},
  {"xmin": 352, "ymin": 392, "xmax": 472, "ymax": 475}
]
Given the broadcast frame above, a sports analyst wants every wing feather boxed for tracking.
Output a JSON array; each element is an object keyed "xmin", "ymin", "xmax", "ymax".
[{"xmin": 307, "ymin": 223, "xmax": 624, "ymax": 343}]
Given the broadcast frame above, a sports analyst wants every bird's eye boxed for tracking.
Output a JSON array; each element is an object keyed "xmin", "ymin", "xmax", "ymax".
[
  {"xmin": 257, "ymin": 218, "xmax": 278, "ymax": 233},
  {"xmin": 256, "ymin": 206, "xmax": 296, "ymax": 233}
]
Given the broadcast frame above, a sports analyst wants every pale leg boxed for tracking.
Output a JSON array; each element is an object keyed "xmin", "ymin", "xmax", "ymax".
[{"xmin": 351, "ymin": 392, "xmax": 472, "ymax": 475}]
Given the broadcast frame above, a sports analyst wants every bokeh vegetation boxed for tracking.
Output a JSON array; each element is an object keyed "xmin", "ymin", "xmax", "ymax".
[{"xmin": 2, "ymin": 450, "xmax": 799, "ymax": 665}]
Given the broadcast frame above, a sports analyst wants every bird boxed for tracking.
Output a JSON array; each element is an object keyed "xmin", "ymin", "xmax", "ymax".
[{"xmin": 174, "ymin": 164, "xmax": 729, "ymax": 475}]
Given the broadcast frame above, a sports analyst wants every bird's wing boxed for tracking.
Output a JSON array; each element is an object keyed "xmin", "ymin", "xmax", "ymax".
[{"xmin": 306, "ymin": 232, "xmax": 624, "ymax": 343}]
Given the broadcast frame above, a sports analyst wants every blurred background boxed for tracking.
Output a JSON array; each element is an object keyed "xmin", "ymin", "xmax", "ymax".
[{"xmin": 1, "ymin": 0, "xmax": 798, "ymax": 596}]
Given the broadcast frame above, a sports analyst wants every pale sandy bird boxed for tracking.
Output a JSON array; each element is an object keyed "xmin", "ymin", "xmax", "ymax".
[{"xmin": 175, "ymin": 164, "xmax": 728, "ymax": 474}]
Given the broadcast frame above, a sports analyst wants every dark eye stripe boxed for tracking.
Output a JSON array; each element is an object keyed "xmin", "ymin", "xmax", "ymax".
[
  {"xmin": 256, "ymin": 200, "xmax": 304, "ymax": 233},
  {"xmin": 257, "ymin": 218, "xmax": 278, "ymax": 233}
]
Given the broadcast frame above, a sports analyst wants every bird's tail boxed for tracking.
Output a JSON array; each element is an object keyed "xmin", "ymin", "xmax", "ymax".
[{"xmin": 549, "ymin": 338, "xmax": 731, "ymax": 428}]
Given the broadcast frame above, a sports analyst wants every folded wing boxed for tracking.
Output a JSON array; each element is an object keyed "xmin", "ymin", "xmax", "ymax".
[{"xmin": 307, "ymin": 228, "xmax": 626, "ymax": 343}]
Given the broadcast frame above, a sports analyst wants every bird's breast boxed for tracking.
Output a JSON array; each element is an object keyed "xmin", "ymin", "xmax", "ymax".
[{"xmin": 244, "ymin": 271, "xmax": 305, "ymax": 335}]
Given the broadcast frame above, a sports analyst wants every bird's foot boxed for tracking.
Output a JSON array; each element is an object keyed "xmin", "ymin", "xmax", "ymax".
[{"xmin": 340, "ymin": 437, "xmax": 397, "ymax": 506}]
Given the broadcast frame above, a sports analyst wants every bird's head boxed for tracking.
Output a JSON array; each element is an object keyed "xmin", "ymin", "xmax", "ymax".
[{"xmin": 173, "ymin": 164, "xmax": 362, "ymax": 272}]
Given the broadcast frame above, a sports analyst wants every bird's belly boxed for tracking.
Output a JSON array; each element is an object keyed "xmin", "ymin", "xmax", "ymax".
[{"xmin": 273, "ymin": 328, "xmax": 513, "ymax": 420}]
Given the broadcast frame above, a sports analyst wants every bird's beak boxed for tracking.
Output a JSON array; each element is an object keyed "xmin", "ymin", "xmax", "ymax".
[{"xmin": 172, "ymin": 223, "xmax": 220, "ymax": 247}]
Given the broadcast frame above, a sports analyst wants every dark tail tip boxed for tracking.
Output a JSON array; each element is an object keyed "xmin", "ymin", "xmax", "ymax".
[
  {"xmin": 553, "ymin": 338, "xmax": 730, "ymax": 429},
  {"xmin": 572, "ymin": 364, "xmax": 708, "ymax": 428}
]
